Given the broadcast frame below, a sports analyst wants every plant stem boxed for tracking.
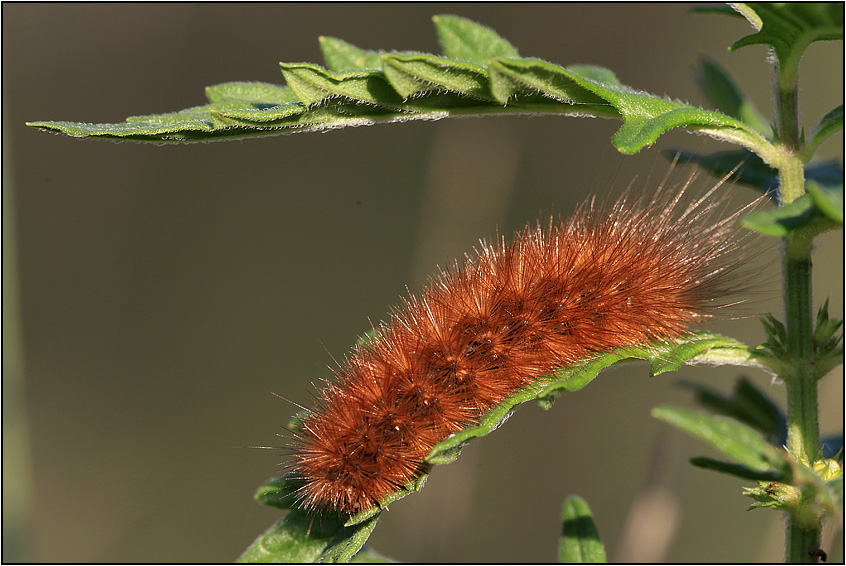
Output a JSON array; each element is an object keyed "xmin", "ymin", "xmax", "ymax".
[
  {"xmin": 775, "ymin": 59, "xmax": 822, "ymax": 564},
  {"xmin": 782, "ymin": 238, "xmax": 818, "ymax": 463}
]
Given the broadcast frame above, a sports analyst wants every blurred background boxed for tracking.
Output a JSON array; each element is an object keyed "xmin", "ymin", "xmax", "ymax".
[{"xmin": 3, "ymin": 3, "xmax": 842, "ymax": 563}]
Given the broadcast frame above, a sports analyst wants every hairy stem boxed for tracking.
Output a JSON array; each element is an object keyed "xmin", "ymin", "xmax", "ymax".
[{"xmin": 775, "ymin": 58, "xmax": 822, "ymax": 565}]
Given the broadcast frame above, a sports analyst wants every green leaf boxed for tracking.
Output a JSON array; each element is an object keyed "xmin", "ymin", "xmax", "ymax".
[
  {"xmin": 680, "ymin": 377, "xmax": 787, "ymax": 444},
  {"xmin": 741, "ymin": 194, "xmax": 813, "ymax": 236},
  {"xmin": 559, "ymin": 495, "xmax": 607, "ymax": 563},
  {"xmin": 652, "ymin": 405, "xmax": 791, "ymax": 477},
  {"xmin": 432, "ymin": 14, "xmax": 519, "ymax": 64},
  {"xmin": 727, "ymin": 3, "xmax": 844, "ymax": 86},
  {"xmin": 381, "ymin": 54, "xmax": 493, "ymax": 100},
  {"xmin": 690, "ymin": 456, "xmax": 784, "ymax": 481},
  {"xmin": 349, "ymin": 547, "xmax": 395, "ymax": 563},
  {"xmin": 804, "ymin": 105, "xmax": 844, "ymax": 161},
  {"xmin": 205, "ymin": 81, "xmax": 300, "ymax": 105},
  {"xmin": 427, "ymin": 332, "xmax": 766, "ymax": 464},
  {"xmin": 278, "ymin": 63, "xmax": 405, "ymax": 109},
  {"xmin": 236, "ymin": 508, "xmax": 380, "ymax": 563},
  {"xmin": 806, "ymin": 178, "xmax": 844, "ymax": 225},
  {"xmin": 28, "ymin": 15, "xmax": 772, "ymax": 153},
  {"xmin": 255, "ymin": 473, "xmax": 300, "ymax": 511},
  {"xmin": 319, "ymin": 37, "xmax": 384, "ymax": 72},
  {"xmin": 253, "ymin": 332, "xmax": 765, "ymax": 560},
  {"xmin": 814, "ymin": 298, "xmax": 844, "ymax": 359},
  {"xmin": 487, "ymin": 57, "xmax": 767, "ymax": 155},
  {"xmin": 694, "ymin": 55, "xmax": 770, "ymax": 135}
]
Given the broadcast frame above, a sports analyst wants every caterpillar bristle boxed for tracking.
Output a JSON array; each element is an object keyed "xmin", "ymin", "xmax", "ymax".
[{"xmin": 287, "ymin": 174, "xmax": 756, "ymax": 515}]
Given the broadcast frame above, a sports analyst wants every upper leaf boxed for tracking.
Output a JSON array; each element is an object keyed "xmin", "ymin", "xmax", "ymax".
[
  {"xmin": 725, "ymin": 3, "xmax": 843, "ymax": 86},
  {"xmin": 27, "ymin": 14, "xmax": 771, "ymax": 157}
]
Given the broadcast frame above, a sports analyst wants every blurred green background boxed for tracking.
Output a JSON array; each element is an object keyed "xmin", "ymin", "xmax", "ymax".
[{"xmin": 3, "ymin": 3, "xmax": 842, "ymax": 563}]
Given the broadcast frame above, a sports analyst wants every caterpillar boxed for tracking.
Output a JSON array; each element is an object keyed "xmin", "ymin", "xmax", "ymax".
[{"xmin": 288, "ymin": 173, "xmax": 752, "ymax": 515}]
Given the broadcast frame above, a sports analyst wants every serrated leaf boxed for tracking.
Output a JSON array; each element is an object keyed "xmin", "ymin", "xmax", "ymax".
[
  {"xmin": 487, "ymin": 58, "xmax": 619, "ymax": 112},
  {"xmin": 236, "ymin": 508, "xmax": 379, "ymax": 563},
  {"xmin": 27, "ymin": 14, "xmax": 773, "ymax": 154},
  {"xmin": 488, "ymin": 57, "xmax": 765, "ymax": 155},
  {"xmin": 652, "ymin": 405, "xmax": 791, "ymax": 477},
  {"xmin": 278, "ymin": 63, "xmax": 405, "ymax": 109},
  {"xmin": 559, "ymin": 495, "xmax": 607, "ymax": 563},
  {"xmin": 432, "ymin": 14, "xmax": 519, "ymax": 64},
  {"xmin": 694, "ymin": 55, "xmax": 770, "ymax": 135},
  {"xmin": 381, "ymin": 54, "xmax": 492, "ymax": 100},
  {"xmin": 690, "ymin": 456, "xmax": 784, "ymax": 481},
  {"xmin": 728, "ymin": 3, "xmax": 843, "ymax": 84},
  {"xmin": 319, "ymin": 37, "xmax": 384, "ymax": 72}
]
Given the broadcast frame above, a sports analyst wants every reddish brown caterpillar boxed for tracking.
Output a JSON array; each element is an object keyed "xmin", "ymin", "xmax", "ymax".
[{"xmin": 288, "ymin": 175, "xmax": 752, "ymax": 515}]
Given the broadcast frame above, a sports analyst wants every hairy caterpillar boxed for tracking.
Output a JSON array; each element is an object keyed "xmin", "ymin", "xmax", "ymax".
[{"xmin": 288, "ymin": 173, "xmax": 752, "ymax": 515}]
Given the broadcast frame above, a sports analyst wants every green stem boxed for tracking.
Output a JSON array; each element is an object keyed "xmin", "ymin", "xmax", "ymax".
[
  {"xmin": 775, "ymin": 60, "xmax": 822, "ymax": 564},
  {"xmin": 782, "ymin": 239, "xmax": 818, "ymax": 463},
  {"xmin": 777, "ymin": 85, "xmax": 801, "ymax": 154},
  {"xmin": 782, "ymin": 237, "xmax": 822, "ymax": 564}
]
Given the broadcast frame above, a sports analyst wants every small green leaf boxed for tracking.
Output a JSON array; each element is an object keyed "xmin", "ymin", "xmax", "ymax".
[
  {"xmin": 694, "ymin": 55, "xmax": 770, "ymax": 135},
  {"xmin": 652, "ymin": 405, "xmax": 790, "ymax": 477},
  {"xmin": 728, "ymin": 3, "xmax": 843, "ymax": 86},
  {"xmin": 559, "ymin": 495, "xmax": 607, "ymax": 563},
  {"xmin": 806, "ymin": 178, "xmax": 844, "ymax": 225},
  {"xmin": 236, "ymin": 509, "xmax": 379, "ymax": 563},
  {"xmin": 814, "ymin": 299, "xmax": 844, "ymax": 360},
  {"xmin": 690, "ymin": 456, "xmax": 784, "ymax": 481},
  {"xmin": 432, "ymin": 14, "xmax": 519, "ymax": 64},
  {"xmin": 319, "ymin": 37, "xmax": 384, "ymax": 72},
  {"xmin": 255, "ymin": 473, "xmax": 301, "ymax": 511},
  {"xmin": 804, "ymin": 105, "xmax": 844, "ymax": 161},
  {"xmin": 742, "ymin": 194, "xmax": 817, "ymax": 236},
  {"xmin": 681, "ymin": 377, "xmax": 787, "ymax": 444}
]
